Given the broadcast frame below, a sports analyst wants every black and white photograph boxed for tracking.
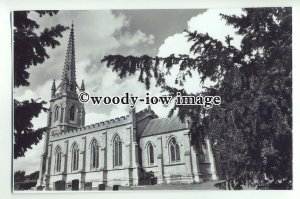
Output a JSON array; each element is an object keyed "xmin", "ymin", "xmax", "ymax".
[{"xmin": 12, "ymin": 6, "xmax": 292, "ymax": 192}]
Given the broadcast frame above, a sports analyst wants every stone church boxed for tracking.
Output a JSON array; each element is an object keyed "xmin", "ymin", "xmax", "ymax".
[{"xmin": 37, "ymin": 24, "xmax": 217, "ymax": 190}]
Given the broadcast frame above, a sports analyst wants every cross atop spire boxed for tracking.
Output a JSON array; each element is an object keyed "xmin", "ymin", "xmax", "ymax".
[{"xmin": 60, "ymin": 22, "xmax": 76, "ymax": 93}]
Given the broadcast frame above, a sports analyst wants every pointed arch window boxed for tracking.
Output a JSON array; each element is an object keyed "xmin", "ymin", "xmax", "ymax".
[
  {"xmin": 70, "ymin": 106, "xmax": 76, "ymax": 121},
  {"xmin": 90, "ymin": 139, "xmax": 99, "ymax": 169},
  {"xmin": 54, "ymin": 146, "xmax": 62, "ymax": 172},
  {"xmin": 113, "ymin": 135, "xmax": 122, "ymax": 167},
  {"xmin": 71, "ymin": 143, "xmax": 79, "ymax": 171},
  {"xmin": 169, "ymin": 137, "xmax": 180, "ymax": 163},
  {"xmin": 148, "ymin": 143, "xmax": 154, "ymax": 165},
  {"xmin": 54, "ymin": 106, "xmax": 59, "ymax": 122}
]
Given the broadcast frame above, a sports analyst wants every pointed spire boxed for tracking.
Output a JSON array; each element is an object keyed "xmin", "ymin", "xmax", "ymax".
[
  {"xmin": 80, "ymin": 80, "xmax": 85, "ymax": 91},
  {"xmin": 51, "ymin": 79, "xmax": 56, "ymax": 90},
  {"xmin": 61, "ymin": 22, "xmax": 76, "ymax": 93},
  {"xmin": 51, "ymin": 79, "xmax": 56, "ymax": 97}
]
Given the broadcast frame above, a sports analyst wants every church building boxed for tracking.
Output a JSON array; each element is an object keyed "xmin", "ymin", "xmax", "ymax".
[{"xmin": 37, "ymin": 24, "xmax": 217, "ymax": 190}]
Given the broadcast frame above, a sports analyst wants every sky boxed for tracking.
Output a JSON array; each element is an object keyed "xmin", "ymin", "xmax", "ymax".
[{"xmin": 13, "ymin": 8, "xmax": 244, "ymax": 175}]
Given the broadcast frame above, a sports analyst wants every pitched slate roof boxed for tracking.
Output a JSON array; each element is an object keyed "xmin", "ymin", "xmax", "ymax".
[{"xmin": 141, "ymin": 117, "xmax": 188, "ymax": 137}]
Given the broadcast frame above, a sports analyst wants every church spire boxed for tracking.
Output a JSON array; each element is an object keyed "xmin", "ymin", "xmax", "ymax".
[
  {"xmin": 80, "ymin": 80, "xmax": 85, "ymax": 91},
  {"xmin": 61, "ymin": 22, "xmax": 76, "ymax": 93},
  {"xmin": 51, "ymin": 79, "xmax": 56, "ymax": 97}
]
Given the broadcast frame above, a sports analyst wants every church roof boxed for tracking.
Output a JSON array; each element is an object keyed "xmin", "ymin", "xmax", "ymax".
[{"xmin": 141, "ymin": 117, "xmax": 189, "ymax": 137}]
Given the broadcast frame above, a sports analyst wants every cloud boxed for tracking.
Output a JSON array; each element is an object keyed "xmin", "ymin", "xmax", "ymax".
[
  {"xmin": 156, "ymin": 8, "xmax": 245, "ymax": 94},
  {"xmin": 15, "ymin": 10, "xmax": 154, "ymax": 94},
  {"xmin": 15, "ymin": 10, "xmax": 158, "ymax": 118},
  {"xmin": 116, "ymin": 30, "xmax": 155, "ymax": 47},
  {"xmin": 187, "ymin": 8, "xmax": 244, "ymax": 49},
  {"xmin": 112, "ymin": 9, "xmax": 206, "ymax": 56},
  {"xmin": 158, "ymin": 33, "xmax": 191, "ymax": 57}
]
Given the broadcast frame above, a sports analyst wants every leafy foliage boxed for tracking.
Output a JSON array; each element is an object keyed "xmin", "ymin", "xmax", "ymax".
[
  {"xmin": 14, "ymin": 11, "xmax": 68, "ymax": 87},
  {"xmin": 14, "ymin": 170, "xmax": 26, "ymax": 182},
  {"xmin": 26, "ymin": 171, "xmax": 40, "ymax": 180},
  {"xmin": 14, "ymin": 170, "xmax": 40, "ymax": 190},
  {"xmin": 14, "ymin": 170, "xmax": 39, "ymax": 182},
  {"xmin": 14, "ymin": 99, "xmax": 47, "ymax": 159},
  {"xmin": 101, "ymin": 8, "xmax": 292, "ymax": 189},
  {"xmin": 14, "ymin": 11, "xmax": 68, "ymax": 158}
]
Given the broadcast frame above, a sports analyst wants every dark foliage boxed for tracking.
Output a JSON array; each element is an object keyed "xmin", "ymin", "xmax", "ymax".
[
  {"xmin": 14, "ymin": 170, "xmax": 40, "ymax": 190},
  {"xmin": 14, "ymin": 170, "xmax": 39, "ymax": 182},
  {"xmin": 101, "ymin": 8, "xmax": 292, "ymax": 189},
  {"xmin": 14, "ymin": 99, "xmax": 47, "ymax": 158},
  {"xmin": 14, "ymin": 11, "xmax": 68, "ymax": 87},
  {"xmin": 14, "ymin": 11, "xmax": 68, "ymax": 158},
  {"xmin": 14, "ymin": 170, "xmax": 26, "ymax": 182},
  {"xmin": 26, "ymin": 171, "xmax": 40, "ymax": 180}
]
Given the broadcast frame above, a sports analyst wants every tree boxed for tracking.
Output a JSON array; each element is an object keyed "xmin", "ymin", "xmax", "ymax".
[
  {"xmin": 14, "ymin": 170, "xmax": 26, "ymax": 183},
  {"xmin": 26, "ymin": 171, "xmax": 40, "ymax": 180},
  {"xmin": 14, "ymin": 170, "xmax": 40, "ymax": 190},
  {"xmin": 14, "ymin": 99, "xmax": 47, "ymax": 158},
  {"xmin": 101, "ymin": 8, "xmax": 292, "ymax": 189},
  {"xmin": 14, "ymin": 170, "xmax": 39, "ymax": 182},
  {"xmin": 14, "ymin": 11, "xmax": 68, "ymax": 158}
]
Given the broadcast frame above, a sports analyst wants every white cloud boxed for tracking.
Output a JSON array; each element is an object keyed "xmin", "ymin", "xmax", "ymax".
[
  {"xmin": 118, "ymin": 30, "xmax": 155, "ymax": 47},
  {"xmin": 188, "ymin": 8, "xmax": 244, "ymax": 49},
  {"xmin": 157, "ymin": 34, "xmax": 201, "ymax": 94},
  {"xmin": 16, "ymin": 10, "xmax": 155, "ymax": 95},
  {"xmin": 158, "ymin": 33, "xmax": 191, "ymax": 57},
  {"xmin": 156, "ymin": 8, "xmax": 245, "ymax": 94},
  {"xmin": 29, "ymin": 10, "xmax": 128, "ymax": 60}
]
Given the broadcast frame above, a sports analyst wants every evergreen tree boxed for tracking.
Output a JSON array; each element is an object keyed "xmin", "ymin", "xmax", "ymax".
[
  {"xmin": 14, "ymin": 11, "xmax": 68, "ymax": 158},
  {"xmin": 26, "ymin": 171, "xmax": 40, "ymax": 180},
  {"xmin": 101, "ymin": 8, "xmax": 292, "ymax": 189},
  {"xmin": 14, "ymin": 170, "xmax": 26, "ymax": 183}
]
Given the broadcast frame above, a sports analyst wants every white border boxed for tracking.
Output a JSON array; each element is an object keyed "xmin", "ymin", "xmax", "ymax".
[{"xmin": 1, "ymin": 0, "xmax": 299, "ymax": 199}]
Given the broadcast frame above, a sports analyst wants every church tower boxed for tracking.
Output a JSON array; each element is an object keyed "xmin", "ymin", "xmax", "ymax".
[
  {"xmin": 49, "ymin": 23, "xmax": 85, "ymax": 134},
  {"xmin": 37, "ymin": 23, "xmax": 85, "ymax": 188}
]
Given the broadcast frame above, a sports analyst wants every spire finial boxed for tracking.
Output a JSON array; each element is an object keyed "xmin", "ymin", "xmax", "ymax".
[
  {"xmin": 80, "ymin": 80, "xmax": 85, "ymax": 91},
  {"xmin": 51, "ymin": 79, "xmax": 56, "ymax": 89},
  {"xmin": 60, "ymin": 22, "xmax": 76, "ymax": 93},
  {"xmin": 51, "ymin": 79, "xmax": 56, "ymax": 97}
]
